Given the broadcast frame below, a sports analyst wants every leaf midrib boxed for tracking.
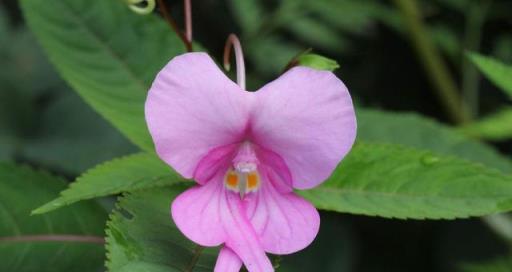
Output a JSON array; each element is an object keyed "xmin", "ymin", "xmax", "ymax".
[
  {"xmin": 35, "ymin": 175, "xmax": 183, "ymax": 214},
  {"xmin": 55, "ymin": 1, "xmax": 148, "ymax": 92}
]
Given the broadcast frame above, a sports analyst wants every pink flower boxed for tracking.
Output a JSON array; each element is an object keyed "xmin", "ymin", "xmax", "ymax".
[{"xmin": 145, "ymin": 52, "xmax": 356, "ymax": 272}]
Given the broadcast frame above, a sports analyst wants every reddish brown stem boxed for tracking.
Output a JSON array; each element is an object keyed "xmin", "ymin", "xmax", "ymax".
[
  {"xmin": 281, "ymin": 48, "xmax": 312, "ymax": 73},
  {"xmin": 184, "ymin": 0, "xmax": 192, "ymax": 43},
  {"xmin": 0, "ymin": 235, "xmax": 105, "ymax": 244},
  {"xmin": 157, "ymin": 0, "xmax": 192, "ymax": 52},
  {"xmin": 223, "ymin": 34, "xmax": 246, "ymax": 90}
]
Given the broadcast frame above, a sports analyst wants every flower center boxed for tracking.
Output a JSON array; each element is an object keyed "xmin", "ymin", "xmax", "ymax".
[{"xmin": 224, "ymin": 142, "xmax": 261, "ymax": 198}]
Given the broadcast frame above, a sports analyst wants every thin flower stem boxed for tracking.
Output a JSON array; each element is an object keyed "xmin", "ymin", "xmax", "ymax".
[
  {"xmin": 393, "ymin": 0, "xmax": 471, "ymax": 124},
  {"xmin": 185, "ymin": 245, "xmax": 204, "ymax": 271},
  {"xmin": 282, "ymin": 48, "xmax": 312, "ymax": 73},
  {"xmin": 0, "ymin": 235, "xmax": 105, "ymax": 244},
  {"xmin": 223, "ymin": 34, "xmax": 246, "ymax": 90},
  {"xmin": 156, "ymin": 0, "xmax": 192, "ymax": 52},
  {"xmin": 184, "ymin": 0, "xmax": 192, "ymax": 43},
  {"xmin": 461, "ymin": 0, "xmax": 490, "ymax": 118}
]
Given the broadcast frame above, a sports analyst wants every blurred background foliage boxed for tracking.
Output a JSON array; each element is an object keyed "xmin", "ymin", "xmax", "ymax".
[
  {"xmin": 1, "ymin": 0, "xmax": 512, "ymax": 271},
  {"xmin": 0, "ymin": 5, "xmax": 136, "ymax": 174}
]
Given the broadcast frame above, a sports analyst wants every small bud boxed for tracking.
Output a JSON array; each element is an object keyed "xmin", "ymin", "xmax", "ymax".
[{"xmin": 297, "ymin": 53, "xmax": 340, "ymax": 71}]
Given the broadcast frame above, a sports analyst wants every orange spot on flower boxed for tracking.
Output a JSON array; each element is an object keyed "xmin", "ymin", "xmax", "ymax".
[
  {"xmin": 247, "ymin": 172, "xmax": 259, "ymax": 189},
  {"xmin": 226, "ymin": 172, "xmax": 238, "ymax": 188}
]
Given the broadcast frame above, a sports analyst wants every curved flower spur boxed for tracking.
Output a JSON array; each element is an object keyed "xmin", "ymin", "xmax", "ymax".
[{"xmin": 145, "ymin": 38, "xmax": 356, "ymax": 271}]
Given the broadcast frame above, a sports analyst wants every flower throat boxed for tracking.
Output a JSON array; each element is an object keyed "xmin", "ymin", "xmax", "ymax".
[{"xmin": 224, "ymin": 142, "xmax": 261, "ymax": 198}]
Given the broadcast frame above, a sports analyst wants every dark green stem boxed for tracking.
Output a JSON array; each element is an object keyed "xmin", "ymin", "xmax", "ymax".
[
  {"xmin": 393, "ymin": 0, "xmax": 470, "ymax": 124},
  {"xmin": 394, "ymin": 0, "xmax": 512, "ymax": 244},
  {"xmin": 461, "ymin": 0, "xmax": 490, "ymax": 118}
]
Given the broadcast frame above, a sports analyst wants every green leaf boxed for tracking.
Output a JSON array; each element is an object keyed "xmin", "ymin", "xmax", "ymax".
[
  {"xmin": 357, "ymin": 109, "xmax": 512, "ymax": 172},
  {"xmin": 468, "ymin": 52, "xmax": 512, "ymax": 97},
  {"xmin": 33, "ymin": 152, "xmax": 182, "ymax": 214},
  {"xmin": 297, "ymin": 53, "xmax": 340, "ymax": 71},
  {"xmin": 21, "ymin": 0, "xmax": 186, "ymax": 151},
  {"xmin": 0, "ymin": 163, "xmax": 107, "ymax": 271},
  {"xmin": 106, "ymin": 185, "xmax": 218, "ymax": 272},
  {"xmin": 315, "ymin": 109, "xmax": 512, "ymax": 219},
  {"xmin": 460, "ymin": 107, "xmax": 512, "ymax": 141},
  {"xmin": 301, "ymin": 142, "xmax": 512, "ymax": 219}
]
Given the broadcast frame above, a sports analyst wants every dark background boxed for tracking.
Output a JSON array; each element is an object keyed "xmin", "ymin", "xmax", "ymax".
[{"xmin": 1, "ymin": 0, "xmax": 512, "ymax": 271}]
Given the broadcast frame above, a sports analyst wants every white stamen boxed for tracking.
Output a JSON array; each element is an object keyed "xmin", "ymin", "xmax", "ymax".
[{"xmin": 235, "ymin": 162, "xmax": 257, "ymax": 173}]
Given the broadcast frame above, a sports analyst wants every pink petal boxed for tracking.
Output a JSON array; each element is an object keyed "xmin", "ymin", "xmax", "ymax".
[
  {"xmin": 194, "ymin": 143, "xmax": 238, "ymax": 184},
  {"xmin": 247, "ymin": 175, "xmax": 320, "ymax": 255},
  {"xmin": 223, "ymin": 191, "xmax": 274, "ymax": 272},
  {"xmin": 172, "ymin": 174, "xmax": 273, "ymax": 272},
  {"xmin": 145, "ymin": 52, "xmax": 251, "ymax": 179},
  {"xmin": 254, "ymin": 146, "xmax": 293, "ymax": 193},
  {"xmin": 214, "ymin": 247, "xmax": 242, "ymax": 272},
  {"xmin": 251, "ymin": 66, "xmax": 356, "ymax": 189},
  {"xmin": 171, "ymin": 179, "xmax": 226, "ymax": 246}
]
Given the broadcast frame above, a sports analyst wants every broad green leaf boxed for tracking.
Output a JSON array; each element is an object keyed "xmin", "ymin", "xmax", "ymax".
[
  {"xmin": 21, "ymin": 0, "xmax": 186, "ymax": 151},
  {"xmin": 300, "ymin": 142, "xmax": 512, "ymax": 219},
  {"xmin": 33, "ymin": 152, "xmax": 183, "ymax": 214},
  {"xmin": 460, "ymin": 108, "xmax": 512, "ymax": 141},
  {"xmin": 297, "ymin": 53, "xmax": 339, "ymax": 71},
  {"xmin": 461, "ymin": 256, "xmax": 512, "ymax": 272},
  {"xmin": 0, "ymin": 163, "xmax": 107, "ymax": 271},
  {"xmin": 468, "ymin": 52, "xmax": 512, "ymax": 97},
  {"xmin": 106, "ymin": 185, "xmax": 218, "ymax": 272},
  {"xmin": 357, "ymin": 109, "xmax": 512, "ymax": 172}
]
